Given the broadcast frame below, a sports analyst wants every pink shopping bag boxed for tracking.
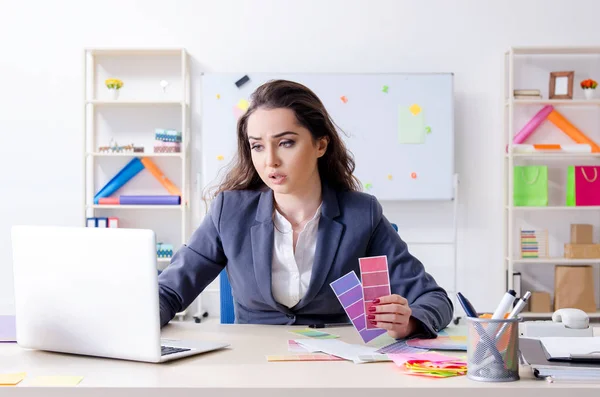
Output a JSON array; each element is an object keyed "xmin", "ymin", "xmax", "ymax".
[{"xmin": 575, "ymin": 166, "xmax": 600, "ymax": 206}]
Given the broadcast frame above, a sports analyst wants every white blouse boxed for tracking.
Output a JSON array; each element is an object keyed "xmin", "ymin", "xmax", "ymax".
[{"xmin": 271, "ymin": 204, "xmax": 322, "ymax": 308}]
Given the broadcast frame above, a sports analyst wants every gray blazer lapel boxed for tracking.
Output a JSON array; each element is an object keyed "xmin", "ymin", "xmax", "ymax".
[
  {"xmin": 250, "ymin": 189, "xmax": 283, "ymax": 311},
  {"xmin": 295, "ymin": 184, "xmax": 343, "ymax": 310}
]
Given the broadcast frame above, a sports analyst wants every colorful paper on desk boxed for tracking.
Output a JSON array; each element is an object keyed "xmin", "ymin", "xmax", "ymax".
[
  {"xmin": 389, "ymin": 352, "xmax": 461, "ymax": 367},
  {"xmin": 406, "ymin": 336, "xmax": 467, "ymax": 351},
  {"xmin": 0, "ymin": 315, "xmax": 16, "ymax": 342},
  {"xmin": 376, "ymin": 340, "xmax": 428, "ymax": 354},
  {"xmin": 359, "ymin": 255, "xmax": 391, "ymax": 330},
  {"xmin": 294, "ymin": 339, "xmax": 382, "ymax": 364},
  {"xmin": 30, "ymin": 375, "xmax": 83, "ymax": 387},
  {"xmin": 289, "ymin": 328, "xmax": 339, "ymax": 339},
  {"xmin": 0, "ymin": 372, "xmax": 26, "ymax": 386},
  {"xmin": 403, "ymin": 359, "xmax": 467, "ymax": 378},
  {"xmin": 330, "ymin": 271, "xmax": 386, "ymax": 343},
  {"xmin": 267, "ymin": 354, "xmax": 344, "ymax": 362},
  {"xmin": 288, "ymin": 340, "xmax": 310, "ymax": 353}
]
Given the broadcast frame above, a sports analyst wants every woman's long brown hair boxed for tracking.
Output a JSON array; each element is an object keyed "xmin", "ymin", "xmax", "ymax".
[{"xmin": 206, "ymin": 79, "xmax": 361, "ymax": 199}]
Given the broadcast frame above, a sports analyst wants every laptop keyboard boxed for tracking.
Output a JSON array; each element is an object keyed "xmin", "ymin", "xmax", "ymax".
[{"xmin": 161, "ymin": 345, "xmax": 191, "ymax": 356}]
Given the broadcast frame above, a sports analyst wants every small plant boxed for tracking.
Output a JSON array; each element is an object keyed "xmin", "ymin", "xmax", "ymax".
[
  {"xmin": 580, "ymin": 79, "xmax": 598, "ymax": 89},
  {"xmin": 105, "ymin": 78, "xmax": 124, "ymax": 90}
]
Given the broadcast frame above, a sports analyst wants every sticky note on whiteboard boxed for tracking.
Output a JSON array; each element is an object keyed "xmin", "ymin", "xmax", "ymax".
[{"xmin": 398, "ymin": 105, "xmax": 426, "ymax": 144}]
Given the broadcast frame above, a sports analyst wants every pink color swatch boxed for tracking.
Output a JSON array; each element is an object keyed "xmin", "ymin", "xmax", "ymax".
[{"xmin": 359, "ymin": 256, "xmax": 391, "ymax": 329}]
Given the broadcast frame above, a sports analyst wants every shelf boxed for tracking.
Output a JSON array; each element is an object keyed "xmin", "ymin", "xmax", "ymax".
[
  {"xmin": 87, "ymin": 152, "xmax": 183, "ymax": 158},
  {"xmin": 86, "ymin": 48, "xmax": 185, "ymax": 56},
  {"xmin": 508, "ymin": 257, "xmax": 600, "ymax": 265},
  {"xmin": 507, "ymin": 152, "xmax": 600, "ymax": 158},
  {"xmin": 519, "ymin": 311, "xmax": 600, "ymax": 319},
  {"xmin": 87, "ymin": 205, "xmax": 184, "ymax": 210},
  {"xmin": 86, "ymin": 100, "xmax": 186, "ymax": 106},
  {"xmin": 508, "ymin": 46, "xmax": 600, "ymax": 55},
  {"xmin": 507, "ymin": 206, "xmax": 600, "ymax": 211},
  {"xmin": 506, "ymin": 99, "xmax": 600, "ymax": 106}
]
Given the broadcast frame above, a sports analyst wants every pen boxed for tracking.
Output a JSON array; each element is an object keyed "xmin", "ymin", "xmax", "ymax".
[
  {"xmin": 494, "ymin": 291, "xmax": 531, "ymax": 342},
  {"xmin": 308, "ymin": 323, "xmax": 352, "ymax": 329},
  {"xmin": 457, "ymin": 292, "xmax": 478, "ymax": 317}
]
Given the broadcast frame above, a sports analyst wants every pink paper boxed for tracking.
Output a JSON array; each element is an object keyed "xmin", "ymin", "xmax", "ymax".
[
  {"xmin": 389, "ymin": 352, "xmax": 461, "ymax": 367},
  {"xmin": 513, "ymin": 105, "xmax": 554, "ymax": 144}
]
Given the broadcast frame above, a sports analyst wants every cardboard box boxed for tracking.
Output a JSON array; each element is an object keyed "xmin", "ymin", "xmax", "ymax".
[
  {"xmin": 564, "ymin": 243, "xmax": 600, "ymax": 259},
  {"xmin": 554, "ymin": 265, "xmax": 597, "ymax": 312},
  {"xmin": 529, "ymin": 291, "xmax": 552, "ymax": 313},
  {"xmin": 570, "ymin": 224, "xmax": 593, "ymax": 244}
]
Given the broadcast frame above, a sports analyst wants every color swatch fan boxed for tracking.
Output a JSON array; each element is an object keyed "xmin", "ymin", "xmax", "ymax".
[{"xmin": 330, "ymin": 270, "xmax": 386, "ymax": 343}]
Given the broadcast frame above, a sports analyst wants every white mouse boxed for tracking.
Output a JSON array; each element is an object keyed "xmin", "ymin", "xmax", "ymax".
[{"xmin": 552, "ymin": 308, "xmax": 590, "ymax": 329}]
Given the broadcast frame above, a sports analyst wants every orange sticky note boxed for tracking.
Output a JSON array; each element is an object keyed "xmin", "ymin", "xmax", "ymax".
[
  {"xmin": 411, "ymin": 172, "xmax": 417, "ymax": 179},
  {"xmin": 340, "ymin": 96, "xmax": 348, "ymax": 104}
]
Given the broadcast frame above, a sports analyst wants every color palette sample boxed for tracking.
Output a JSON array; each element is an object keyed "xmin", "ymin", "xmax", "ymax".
[
  {"xmin": 289, "ymin": 329, "xmax": 339, "ymax": 339},
  {"xmin": 288, "ymin": 340, "xmax": 309, "ymax": 353},
  {"xmin": 359, "ymin": 256, "xmax": 391, "ymax": 329},
  {"xmin": 376, "ymin": 340, "xmax": 428, "ymax": 354},
  {"xmin": 330, "ymin": 271, "xmax": 386, "ymax": 343},
  {"xmin": 267, "ymin": 354, "xmax": 344, "ymax": 362},
  {"xmin": 406, "ymin": 336, "xmax": 467, "ymax": 351},
  {"xmin": 0, "ymin": 372, "xmax": 26, "ymax": 386}
]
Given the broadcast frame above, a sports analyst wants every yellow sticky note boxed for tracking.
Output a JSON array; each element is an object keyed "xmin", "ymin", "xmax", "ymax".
[
  {"xmin": 216, "ymin": 94, "xmax": 221, "ymax": 99},
  {"xmin": 409, "ymin": 104, "xmax": 421, "ymax": 116},
  {"xmin": 30, "ymin": 375, "xmax": 83, "ymax": 387},
  {"xmin": 387, "ymin": 174, "xmax": 393, "ymax": 180},
  {"xmin": 237, "ymin": 99, "xmax": 249, "ymax": 111},
  {"xmin": 0, "ymin": 372, "xmax": 26, "ymax": 386},
  {"xmin": 217, "ymin": 155, "xmax": 224, "ymax": 161}
]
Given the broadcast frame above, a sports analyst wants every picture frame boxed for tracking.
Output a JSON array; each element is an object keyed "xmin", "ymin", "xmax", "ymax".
[{"xmin": 549, "ymin": 71, "xmax": 574, "ymax": 99}]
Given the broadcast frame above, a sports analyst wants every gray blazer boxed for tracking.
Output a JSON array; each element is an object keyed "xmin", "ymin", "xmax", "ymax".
[{"xmin": 158, "ymin": 183, "xmax": 453, "ymax": 337}]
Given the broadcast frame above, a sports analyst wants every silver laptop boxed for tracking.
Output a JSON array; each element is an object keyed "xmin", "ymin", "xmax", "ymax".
[{"xmin": 11, "ymin": 225, "xmax": 229, "ymax": 363}]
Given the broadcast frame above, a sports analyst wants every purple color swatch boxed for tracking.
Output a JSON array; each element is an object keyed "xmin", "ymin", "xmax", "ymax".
[
  {"xmin": 0, "ymin": 315, "xmax": 16, "ymax": 342},
  {"xmin": 329, "ymin": 271, "xmax": 386, "ymax": 344}
]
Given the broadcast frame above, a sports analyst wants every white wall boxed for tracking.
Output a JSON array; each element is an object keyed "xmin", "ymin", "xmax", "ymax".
[{"xmin": 2, "ymin": 0, "xmax": 600, "ymax": 318}]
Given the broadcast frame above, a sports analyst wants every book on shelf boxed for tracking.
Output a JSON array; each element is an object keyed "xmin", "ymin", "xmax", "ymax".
[{"xmin": 514, "ymin": 89, "xmax": 541, "ymax": 96}]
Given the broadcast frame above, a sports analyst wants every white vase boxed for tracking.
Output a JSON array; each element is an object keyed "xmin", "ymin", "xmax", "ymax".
[
  {"xmin": 109, "ymin": 88, "xmax": 120, "ymax": 100},
  {"xmin": 584, "ymin": 89, "xmax": 595, "ymax": 100}
]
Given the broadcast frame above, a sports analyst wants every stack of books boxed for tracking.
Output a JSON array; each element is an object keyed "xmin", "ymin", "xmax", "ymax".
[
  {"xmin": 513, "ymin": 89, "xmax": 542, "ymax": 99},
  {"xmin": 520, "ymin": 229, "xmax": 549, "ymax": 258}
]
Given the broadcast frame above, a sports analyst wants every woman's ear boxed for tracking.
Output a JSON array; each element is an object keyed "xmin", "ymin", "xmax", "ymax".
[{"xmin": 317, "ymin": 136, "xmax": 329, "ymax": 158}]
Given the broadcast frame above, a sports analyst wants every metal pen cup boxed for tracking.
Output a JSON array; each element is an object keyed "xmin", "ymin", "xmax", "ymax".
[{"xmin": 466, "ymin": 317, "xmax": 520, "ymax": 382}]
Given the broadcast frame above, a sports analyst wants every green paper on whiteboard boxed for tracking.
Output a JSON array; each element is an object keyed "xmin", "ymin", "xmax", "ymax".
[{"xmin": 398, "ymin": 106, "xmax": 426, "ymax": 144}]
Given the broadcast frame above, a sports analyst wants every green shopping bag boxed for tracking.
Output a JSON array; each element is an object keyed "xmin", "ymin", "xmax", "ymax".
[
  {"xmin": 566, "ymin": 166, "xmax": 575, "ymax": 206},
  {"xmin": 513, "ymin": 166, "xmax": 548, "ymax": 206}
]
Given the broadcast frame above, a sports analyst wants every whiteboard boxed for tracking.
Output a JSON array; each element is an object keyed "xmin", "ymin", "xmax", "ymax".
[{"xmin": 200, "ymin": 73, "xmax": 454, "ymax": 200}]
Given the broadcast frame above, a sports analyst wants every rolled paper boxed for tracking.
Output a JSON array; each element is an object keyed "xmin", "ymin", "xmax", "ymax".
[
  {"xmin": 547, "ymin": 110, "xmax": 600, "ymax": 153},
  {"xmin": 140, "ymin": 157, "xmax": 182, "ymax": 196},
  {"xmin": 512, "ymin": 105, "xmax": 553, "ymax": 144},
  {"xmin": 93, "ymin": 158, "xmax": 144, "ymax": 204},
  {"xmin": 98, "ymin": 197, "xmax": 119, "ymax": 205},
  {"xmin": 119, "ymin": 195, "xmax": 181, "ymax": 205}
]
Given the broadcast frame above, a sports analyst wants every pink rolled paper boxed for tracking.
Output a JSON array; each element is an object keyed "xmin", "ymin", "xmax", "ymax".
[{"xmin": 512, "ymin": 105, "xmax": 554, "ymax": 144}]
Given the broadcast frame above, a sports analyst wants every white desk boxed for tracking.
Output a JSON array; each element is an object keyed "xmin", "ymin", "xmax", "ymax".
[{"xmin": 1, "ymin": 321, "xmax": 599, "ymax": 396}]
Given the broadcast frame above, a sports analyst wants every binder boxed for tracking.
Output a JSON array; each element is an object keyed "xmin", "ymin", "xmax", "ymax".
[
  {"xmin": 86, "ymin": 218, "xmax": 97, "ymax": 227},
  {"xmin": 96, "ymin": 218, "xmax": 108, "ymax": 228}
]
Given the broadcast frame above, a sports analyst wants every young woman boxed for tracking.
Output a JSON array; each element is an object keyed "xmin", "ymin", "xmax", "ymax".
[{"xmin": 158, "ymin": 80, "xmax": 453, "ymax": 339}]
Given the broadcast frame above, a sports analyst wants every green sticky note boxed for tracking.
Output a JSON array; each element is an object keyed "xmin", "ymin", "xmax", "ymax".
[
  {"xmin": 365, "ymin": 183, "xmax": 373, "ymax": 190},
  {"xmin": 382, "ymin": 85, "xmax": 389, "ymax": 93},
  {"xmin": 398, "ymin": 106, "xmax": 426, "ymax": 144},
  {"xmin": 425, "ymin": 126, "xmax": 432, "ymax": 134}
]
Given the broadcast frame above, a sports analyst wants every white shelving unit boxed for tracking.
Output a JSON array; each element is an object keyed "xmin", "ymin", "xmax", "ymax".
[
  {"xmin": 83, "ymin": 48, "xmax": 193, "ymax": 319},
  {"xmin": 504, "ymin": 46, "xmax": 600, "ymax": 319}
]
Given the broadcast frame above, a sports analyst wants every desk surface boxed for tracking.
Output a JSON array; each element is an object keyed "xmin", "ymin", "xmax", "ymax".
[{"xmin": 1, "ymin": 321, "xmax": 599, "ymax": 396}]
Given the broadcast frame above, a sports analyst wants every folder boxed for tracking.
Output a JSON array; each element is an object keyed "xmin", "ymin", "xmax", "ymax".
[
  {"xmin": 96, "ymin": 218, "xmax": 108, "ymax": 228},
  {"xmin": 86, "ymin": 218, "xmax": 97, "ymax": 227},
  {"xmin": 541, "ymin": 337, "xmax": 600, "ymax": 363}
]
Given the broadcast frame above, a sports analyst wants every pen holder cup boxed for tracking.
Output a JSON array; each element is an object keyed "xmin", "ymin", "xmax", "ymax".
[{"xmin": 466, "ymin": 317, "xmax": 520, "ymax": 382}]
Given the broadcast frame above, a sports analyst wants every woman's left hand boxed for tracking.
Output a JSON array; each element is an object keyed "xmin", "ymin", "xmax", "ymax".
[{"xmin": 368, "ymin": 294, "xmax": 418, "ymax": 339}]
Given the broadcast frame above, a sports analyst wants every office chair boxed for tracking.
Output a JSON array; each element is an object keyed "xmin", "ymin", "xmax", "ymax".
[{"xmin": 219, "ymin": 269, "xmax": 235, "ymax": 324}]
